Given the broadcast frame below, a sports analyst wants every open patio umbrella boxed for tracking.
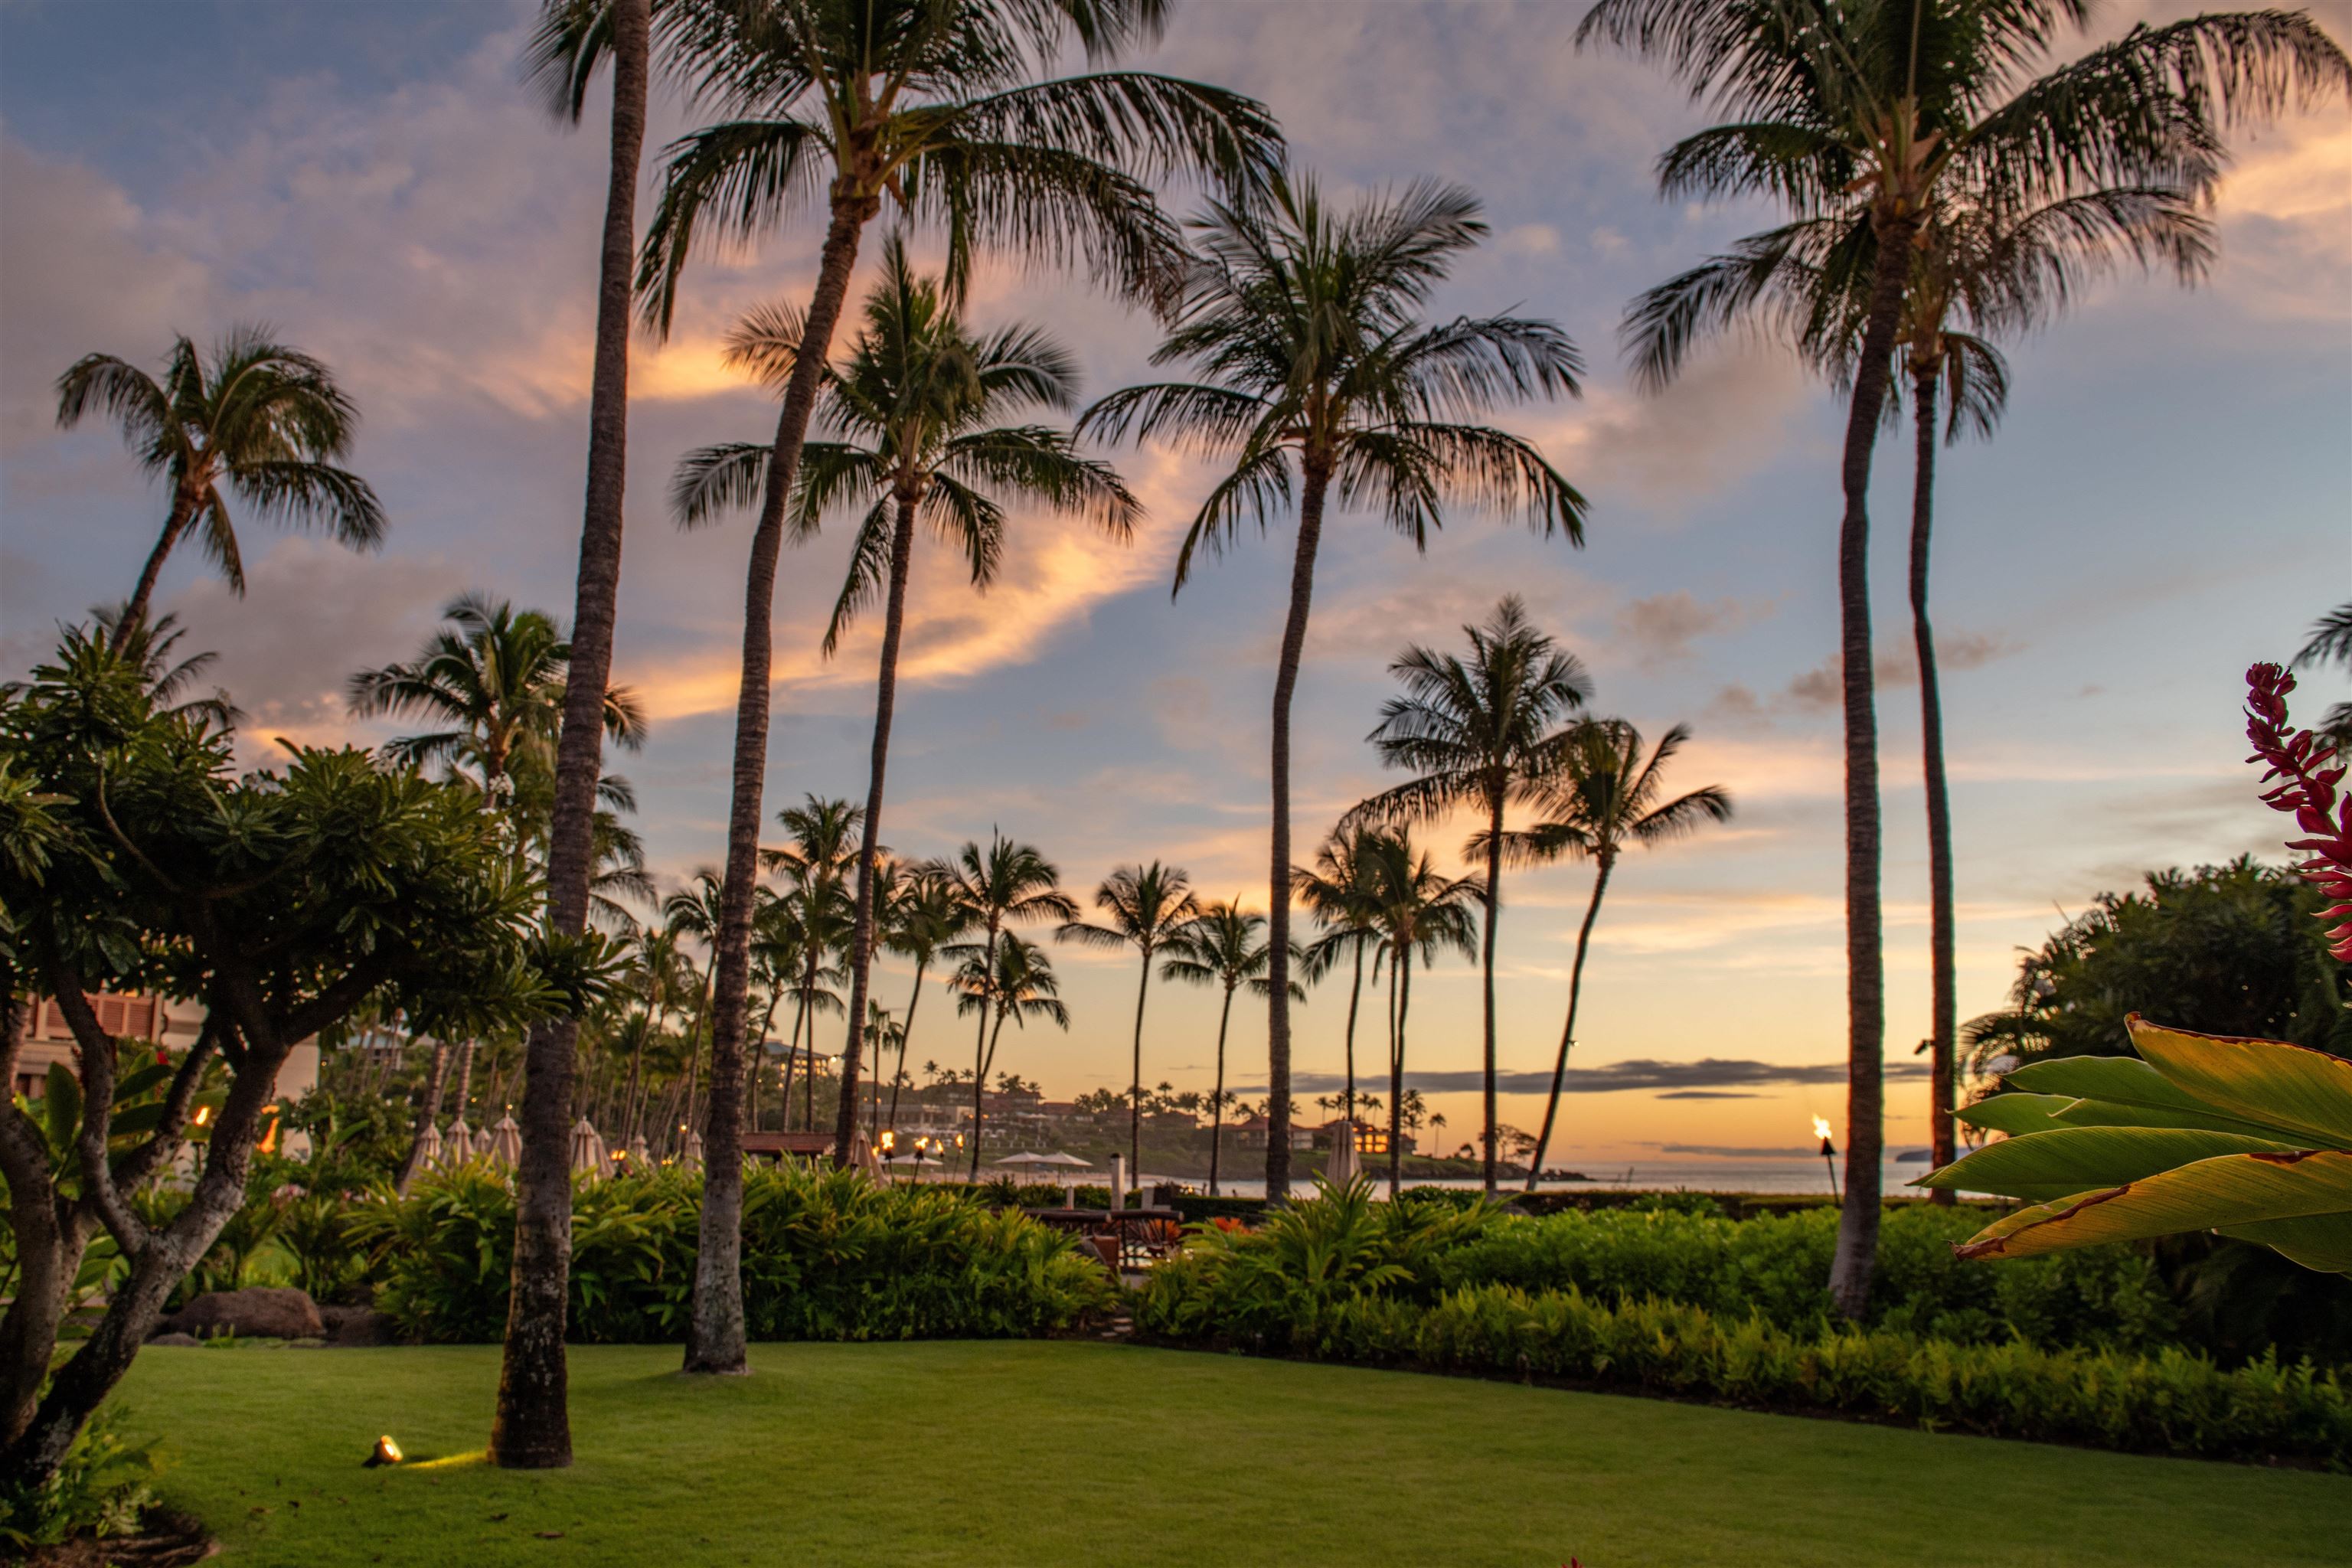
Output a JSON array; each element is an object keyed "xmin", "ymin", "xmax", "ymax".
[
  {"xmin": 1032, "ymin": 1152, "xmax": 1093, "ymax": 1168},
  {"xmin": 993, "ymin": 1152, "xmax": 1052, "ymax": 1166},
  {"xmin": 443, "ymin": 1119, "xmax": 475, "ymax": 1165},
  {"xmin": 569, "ymin": 1119, "xmax": 608, "ymax": 1180},
  {"xmin": 487, "ymin": 1114, "xmax": 523, "ymax": 1168}
]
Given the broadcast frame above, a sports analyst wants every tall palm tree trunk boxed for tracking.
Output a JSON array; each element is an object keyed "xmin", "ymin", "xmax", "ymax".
[
  {"xmin": 1524, "ymin": 858, "xmax": 1611, "ymax": 1193},
  {"xmin": 450, "ymin": 1041, "xmax": 477, "ymax": 1129},
  {"xmin": 495, "ymin": 0, "xmax": 648, "ymax": 1465},
  {"xmin": 888, "ymin": 963, "xmax": 926, "ymax": 1132},
  {"xmin": 622, "ymin": 1029, "xmax": 647, "ymax": 1142},
  {"xmin": 1910, "ymin": 361, "xmax": 1958, "ymax": 1204},
  {"xmin": 974, "ymin": 1004, "xmax": 1012, "ymax": 1181},
  {"xmin": 1208, "ymin": 985, "xmax": 1235, "ymax": 1195},
  {"xmin": 115, "ymin": 489, "xmax": 198, "ymax": 651},
  {"xmin": 1126, "ymin": 951, "xmax": 1152, "ymax": 1178},
  {"xmin": 968, "ymin": 920, "xmax": 1001, "ymax": 1179},
  {"xmin": 1388, "ymin": 950, "xmax": 1412, "ymax": 1197},
  {"xmin": 835, "ymin": 492, "xmax": 920, "ymax": 1166},
  {"xmin": 397, "ymin": 1038, "xmax": 453, "ymax": 1194},
  {"xmin": 1341, "ymin": 943, "xmax": 1363, "ymax": 1125},
  {"xmin": 688, "ymin": 192, "xmax": 878, "ymax": 1377},
  {"xmin": 752, "ymin": 988, "xmax": 783, "ymax": 1132},
  {"xmin": 1265, "ymin": 456, "xmax": 1331, "ymax": 1204},
  {"xmin": 1479, "ymin": 787, "xmax": 1504, "ymax": 1195},
  {"xmin": 1827, "ymin": 213, "xmax": 1916, "ymax": 1321},
  {"xmin": 780, "ymin": 984, "xmax": 812, "ymax": 1130}
]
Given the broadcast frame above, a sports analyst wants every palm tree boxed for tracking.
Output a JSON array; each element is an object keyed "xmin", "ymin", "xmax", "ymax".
[
  {"xmin": 1511, "ymin": 720, "xmax": 1731, "ymax": 1193},
  {"xmin": 1349, "ymin": 595, "xmax": 1591, "ymax": 1194},
  {"xmin": 947, "ymin": 933, "xmax": 1070, "ymax": 1173},
  {"xmin": 348, "ymin": 593, "xmax": 648, "ymax": 802},
  {"xmin": 1057, "ymin": 862, "xmax": 1197, "ymax": 1177},
  {"xmin": 53, "ymin": 326, "xmax": 384, "ymax": 645},
  {"xmin": 1356, "ymin": 828, "xmax": 1480, "ymax": 1196},
  {"xmin": 883, "ymin": 867, "xmax": 973, "ymax": 1134},
  {"xmin": 933, "ymin": 832, "xmax": 1076, "ymax": 1177},
  {"xmin": 1081, "ymin": 173, "xmax": 1587, "ymax": 1200},
  {"xmin": 494, "ymin": 0, "xmax": 654, "ymax": 1468},
  {"xmin": 1626, "ymin": 178, "xmax": 2211, "ymax": 1207},
  {"xmin": 1579, "ymin": 0, "xmax": 2347, "ymax": 1318},
  {"xmin": 636, "ymin": 0, "xmax": 1278, "ymax": 1378},
  {"xmin": 2295, "ymin": 604, "xmax": 2352, "ymax": 753},
  {"xmin": 86, "ymin": 606, "xmax": 240, "ymax": 730},
  {"xmin": 764, "ymin": 797, "xmax": 859, "ymax": 1129},
  {"xmin": 673, "ymin": 237, "xmax": 1138, "ymax": 1166},
  {"xmin": 1160, "ymin": 901, "xmax": 1289, "ymax": 1194},
  {"xmin": 662, "ymin": 867, "xmax": 728, "ymax": 1135},
  {"xmin": 1293, "ymin": 827, "xmax": 1383, "ymax": 1127}
]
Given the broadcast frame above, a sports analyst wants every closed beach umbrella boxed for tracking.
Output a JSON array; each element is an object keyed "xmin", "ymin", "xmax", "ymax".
[
  {"xmin": 443, "ymin": 1119, "xmax": 475, "ymax": 1165},
  {"xmin": 627, "ymin": 1133, "xmax": 652, "ymax": 1173},
  {"xmin": 488, "ymin": 1113, "xmax": 523, "ymax": 1168},
  {"xmin": 569, "ymin": 1119, "xmax": 608, "ymax": 1180},
  {"xmin": 1326, "ymin": 1129, "xmax": 1361, "ymax": 1187},
  {"xmin": 412, "ymin": 1119, "xmax": 443, "ymax": 1170},
  {"xmin": 681, "ymin": 1128, "xmax": 704, "ymax": 1169}
]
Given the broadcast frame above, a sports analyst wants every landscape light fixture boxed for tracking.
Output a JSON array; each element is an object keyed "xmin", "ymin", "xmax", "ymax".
[{"xmin": 364, "ymin": 1435, "xmax": 403, "ymax": 1467}]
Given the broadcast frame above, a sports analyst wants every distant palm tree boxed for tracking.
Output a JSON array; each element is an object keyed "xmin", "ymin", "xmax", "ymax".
[
  {"xmin": 1293, "ymin": 827, "xmax": 1383, "ymax": 1125},
  {"xmin": 1161, "ymin": 901, "xmax": 1292, "ymax": 1194},
  {"xmin": 1628, "ymin": 175, "xmax": 2212, "ymax": 1202},
  {"xmin": 1082, "ymin": 172, "xmax": 1586, "ymax": 1198},
  {"xmin": 882, "ymin": 866, "xmax": 972, "ymax": 1135},
  {"xmin": 765, "ymin": 797, "xmax": 860, "ymax": 1129},
  {"xmin": 1351, "ymin": 595, "xmax": 1590, "ymax": 1194},
  {"xmin": 87, "ymin": 606, "xmax": 240, "ymax": 730},
  {"xmin": 662, "ymin": 867, "xmax": 727, "ymax": 1135},
  {"xmin": 635, "ymin": 0, "xmax": 1277, "ymax": 1378},
  {"xmin": 1357, "ymin": 828, "xmax": 1481, "ymax": 1195},
  {"xmin": 2295, "ymin": 604, "xmax": 2352, "ymax": 753},
  {"xmin": 933, "ymin": 832, "xmax": 1076, "ymax": 1176},
  {"xmin": 1057, "ymin": 861, "xmax": 1197, "ymax": 1176},
  {"xmin": 674, "ymin": 236, "xmax": 1138, "ymax": 1165},
  {"xmin": 1510, "ymin": 720, "xmax": 1731, "ymax": 1193},
  {"xmin": 348, "ymin": 593, "xmax": 647, "ymax": 799},
  {"xmin": 948, "ymin": 933, "xmax": 1070, "ymax": 1173},
  {"xmin": 54, "ymin": 326, "xmax": 384, "ymax": 645},
  {"xmin": 1582, "ymin": 0, "xmax": 2350, "ymax": 1320}
]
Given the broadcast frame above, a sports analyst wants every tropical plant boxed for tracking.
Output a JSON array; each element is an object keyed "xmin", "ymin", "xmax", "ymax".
[
  {"xmin": 1349, "ymin": 595, "xmax": 1590, "ymax": 1193},
  {"xmin": 633, "ymin": 0, "xmax": 1279, "ymax": 1377},
  {"xmin": 949, "ymin": 934, "xmax": 1070, "ymax": 1170},
  {"xmin": 1579, "ymin": 0, "xmax": 2349, "ymax": 1317},
  {"xmin": 1508, "ymin": 720, "xmax": 1730, "ymax": 1191},
  {"xmin": 1161, "ymin": 901, "xmax": 1291, "ymax": 1194},
  {"xmin": 763, "ymin": 798, "xmax": 861, "ymax": 1129},
  {"xmin": 674, "ymin": 237, "xmax": 1138, "ymax": 1163},
  {"xmin": 881, "ymin": 866, "xmax": 972, "ymax": 1133},
  {"xmin": 2294, "ymin": 603, "xmax": 2352, "ymax": 754},
  {"xmin": 930, "ymin": 833, "xmax": 1076, "ymax": 1177},
  {"xmin": 1081, "ymin": 173, "xmax": 1586, "ymax": 1197},
  {"xmin": 662, "ymin": 867, "xmax": 728, "ymax": 1134},
  {"xmin": 1057, "ymin": 861, "xmax": 1197, "ymax": 1176},
  {"xmin": 1935, "ymin": 663, "xmax": 2352, "ymax": 1272},
  {"xmin": 1294, "ymin": 827, "xmax": 1385, "ymax": 1127},
  {"xmin": 1354, "ymin": 828, "xmax": 1481, "ymax": 1194},
  {"xmin": 82, "ymin": 607, "xmax": 240, "ymax": 730},
  {"xmin": 52, "ymin": 326, "xmax": 384, "ymax": 644}
]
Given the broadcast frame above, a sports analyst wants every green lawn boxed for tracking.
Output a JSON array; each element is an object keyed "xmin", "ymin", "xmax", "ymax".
[{"xmin": 114, "ymin": 1341, "xmax": 2344, "ymax": 1567}]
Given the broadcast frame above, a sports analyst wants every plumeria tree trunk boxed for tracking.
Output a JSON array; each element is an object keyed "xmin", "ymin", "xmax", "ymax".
[
  {"xmin": 835, "ymin": 490, "xmax": 920, "ymax": 1168},
  {"xmin": 1826, "ymin": 210, "xmax": 1916, "ymax": 1320},
  {"xmin": 1208, "ymin": 983, "xmax": 1235, "ymax": 1195},
  {"xmin": 1265, "ymin": 454, "xmax": 1332, "ymax": 1203},
  {"xmin": 1910, "ymin": 361, "xmax": 1959, "ymax": 1203},
  {"xmin": 1524, "ymin": 858, "xmax": 1611, "ymax": 1192},
  {"xmin": 689, "ymin": 191, "xmax": 879, "ymax": 1377}
]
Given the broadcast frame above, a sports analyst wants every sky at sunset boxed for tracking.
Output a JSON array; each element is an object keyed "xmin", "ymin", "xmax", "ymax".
[{"xmin": 3, "ymin": 0, "xmax": 2346, "ymax": 1167}]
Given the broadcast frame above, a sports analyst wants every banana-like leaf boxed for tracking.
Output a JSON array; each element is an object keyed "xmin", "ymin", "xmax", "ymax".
[
  {"xmin": 2004, "ymin": 1053, "xmax": 2295, "ymax": 1142},
  {"xmin": 1954, "ymin": 1093, "xmax": 2076, "ymax": 1137},
  {"xmin": 1917, "ymin": 1125, "xmax": 2305, "ymax": 1201},
  {"xmin": 1954, "ymin": 1149, "xmax": 2352, "ymax": 1263},
  {"xmin": 2217, "ymin": 1215, "xmax": 2352, "ymax": 1273},
  {"xmin": 2126, "ymin": 1015, "xmax": 2352, "ymax": 1152},
  {"xmin": 2047, "ymin": 1097, "xmax": 2280, "ymax": 1135}
]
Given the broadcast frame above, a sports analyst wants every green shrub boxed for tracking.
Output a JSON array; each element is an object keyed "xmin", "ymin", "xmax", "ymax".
[{"xmin": 346, "ymin": 1162, "xmax": 1114, "ymax": 1344}]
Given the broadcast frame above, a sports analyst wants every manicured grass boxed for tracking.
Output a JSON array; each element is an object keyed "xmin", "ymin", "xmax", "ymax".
[{"xmin": 116, "ymin": 1341, "xmax": 2344, "ymax": 1567}]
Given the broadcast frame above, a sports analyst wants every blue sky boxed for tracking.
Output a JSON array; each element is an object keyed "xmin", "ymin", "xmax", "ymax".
[{"xmin": 2, "ymin": 0, "xmax": 2346, "ymax": 1162}]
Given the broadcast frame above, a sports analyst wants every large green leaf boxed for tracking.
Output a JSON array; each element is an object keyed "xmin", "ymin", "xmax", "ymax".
[
  {"xmin": 2217, "ymin": 1215, "xmax": 2352, "ymax": 1273},
  {"xmin": 1955, "ymin": 1149, "xmax": 2352, "ymax": 1265},
  {"xmin": 1916, "ymin": 1125, "xmax": 2303, "ymax": 1202},
  {"xmin": 2127, "ymin": 1016, "xmax": 2352, "ymax": 1152},
  {"xmin": 1954, "ymin": 1093, "xmax": 2075, "ymax": 1137},
  {"xmin": 2047, "ymin": 1098, "xmax": 2282, "ymax": 1135}
]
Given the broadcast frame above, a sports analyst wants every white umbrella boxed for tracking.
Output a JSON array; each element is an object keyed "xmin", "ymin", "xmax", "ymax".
[
  {"xmin": 412, "ymin": 1119, "xmax": 443, "ymax": 1170},
  {"xmin": 626, "ymin": 1133, "xmax": 652, "ymax": 1173},
  {"xmin": 1033, "ymin": 1152, "xmax": 1094, "ymax": 1168},
  {"xmin": 993, "ymin": 1152, "xmax": 1052, "ymax": 1166},
  {"xmin": 681, "ymin": 1128, "xmax": 704, "ymax": 1169},
  {"xmin": 848, "ymin": 1132, "xmax": 881, "ymax": 1181},
  {"xmin": 1326, "ymin": 1130, "xmax": 1362, "ymax": 1187},
  {"xmin": 569, "ymin": 1119, "xmax": 608, "ymax": 1180},
  {"xmin": 443, "ymin": 1119, "xmax": 475, "ymax": 1165},
  {"xmin": 488, "ymin": 1114, "xmax": 523, "ymax": 1168}
]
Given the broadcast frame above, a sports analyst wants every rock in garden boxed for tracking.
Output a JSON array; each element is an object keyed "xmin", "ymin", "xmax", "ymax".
[
  {"xmin": 146, "ymin": 1332, "xmax": 201, "ymax": 1348},
  {"xmin": 172, "ymin": 1286, "xmax": 324, "ymax": 1341}
]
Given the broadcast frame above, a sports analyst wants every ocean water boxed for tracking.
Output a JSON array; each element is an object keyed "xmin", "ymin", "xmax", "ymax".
[{"xmin": 1147, "ymin": 1158, "xmax": 1932, "ymax": 1200}]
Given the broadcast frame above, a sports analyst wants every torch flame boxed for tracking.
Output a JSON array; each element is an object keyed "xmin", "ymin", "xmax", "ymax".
[{"xmin": 1811, "ymin": 1116, "xmax": 1834, "ymax": 1142}]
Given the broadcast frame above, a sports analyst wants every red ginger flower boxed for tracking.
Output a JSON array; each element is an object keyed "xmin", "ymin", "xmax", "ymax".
[{"xmin": 2247, "ymin": 662, "xmax": 2352, "ymax": 961}]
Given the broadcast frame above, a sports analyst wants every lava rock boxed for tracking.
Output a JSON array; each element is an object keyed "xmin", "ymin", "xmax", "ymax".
[{"xmin": 172, "ymin": 1286, "xmax": 323, "ymax": 1341}]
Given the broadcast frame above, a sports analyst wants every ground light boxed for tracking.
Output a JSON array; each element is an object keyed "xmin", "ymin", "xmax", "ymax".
[{"xmin": 364, "ymin": 1435, "xmax": 403, "ymax": 1468}]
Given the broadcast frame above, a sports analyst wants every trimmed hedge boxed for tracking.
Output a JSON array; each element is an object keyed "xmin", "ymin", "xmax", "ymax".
[{"xmin": 346, "ymin": 1164, "xmax": 1114, "ymax": 1344}]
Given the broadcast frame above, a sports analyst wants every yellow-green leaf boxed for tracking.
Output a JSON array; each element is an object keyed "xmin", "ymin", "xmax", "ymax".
[
  {"xmin": 1916, "ymin": 1125, "xmax": 2302, "ymax": 1200},
  {"xmin": 2216, "ymin": 1215, "xmax": 2352, "ymax": 1273},
  {"xmin": 2126, "ymin": 1015, "xmax": 2352, "ymax": 1152},
  {"xmin": 1955, "ymin": 1149, "xmax": 2352, "ymax": 1263},
  {"xmin": 1954, "ymin": 1093, "xmax": 2075, "ymax": 1137}
]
